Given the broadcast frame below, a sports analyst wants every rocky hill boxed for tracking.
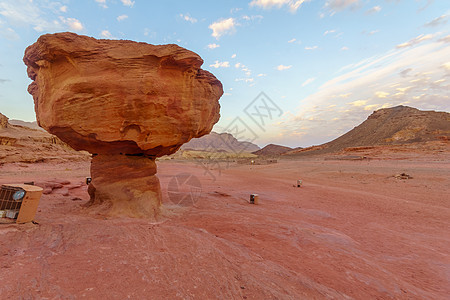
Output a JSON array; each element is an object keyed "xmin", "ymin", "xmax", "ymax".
[
  {"xmin": 0, "ymin": 113, "xmax": 89, "ymax": 163},
  {"xmin": 181, "ymin": 131, "xmax": 260, "ymax": 153},
  {"xmin": 284, "ymin": 106, "xmax": 450, "ymax": 156},
  {"xmin": 252, "ymin": 144, "xmax": 293, "ymax": 156}
]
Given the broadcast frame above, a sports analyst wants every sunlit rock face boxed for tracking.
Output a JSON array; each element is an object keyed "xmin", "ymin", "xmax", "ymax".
[
  {"xmin": 0, "ymin": 113, "xmax": 8, "ymax": 129},
  {"xmin": 24, "ymin": 32, "xmax": 223, "ymax": 218}
]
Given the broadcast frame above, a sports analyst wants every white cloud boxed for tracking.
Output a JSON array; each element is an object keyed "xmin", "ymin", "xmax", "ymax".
[
  {"xmin": 341, "ymin": 46, "xmax": 349, "ymax": 51},
  {"xmin": 207, "ymin": 43, "xmax": 220, "ymax": 49},
  {"xmin": 143, "ymin": 28, "xmax": 153, "ymax": 37},
  {"xmin": 396, "ymin": 86, "xmax": 412, "ymax": 93},
  {"xmin": 424, "ymin": 14, "xmax": 449, "ymax": 27},
  {"xmin": 100, "ymin": 30, "xmax": 114, "ymax": 39},
  {"xmin": 439, "ymin": 35, "xmax": 450, "ymax": 43},
  {"xmin": 442, "ymin": 62, "xmax": 450, "ymax": 71},
  {"xmin": 277, "ymin": 64, "xmax": 292, "ymax": 71},
  {"xmin": 348, "ymin": 100, "xmax": 367, "ymax": 106},
  {"xmin": 258, "ymin": 73, "xmax": 267, "ymax": 77},
  {"xmin": 210, "ymin": 61, "xmax": 230, "ymax": 68},
  {"xmin": 301, "ymin": 77, "xmax": 316, "ymax": 87},
  {"xmin": 95, "ymin": 0, "xmax": 107, "ymax": 8},
  {"xmin": 362, "ymin": 30, "xmax": 380, "ymax": 36},
  {"xmin": 234, "ymin": 63, "xmax": 252, "ymax": 76},
  {"xmin": 235, "ymin": 78, "xmax": 254, "ymax": 83},
  {"xmin": 68, "ymin": 18, "xmax": 83, "ymax": 31},
  {"xmin": 209, "ymin": 18, "xmax": 236, "ymax": 39},
  {"xmin": 120, "ymin": 0, "xmax": 135, "ymax": 7},
  {"xmin": 231, "ymin": 54, "xmax": 237, "ymax": 58},
  {"xmin": 305, "ymin": 46, "xmax": 318, "ymax": 50},
  {"xmin": 0, "ymin": 27, "xmax": 19, "ymax": 40},
  {"xmin": 338, "ymin": 93, "xmax": 351, "ymax": 98},
  {"xmin": 325, "ymin": 0, "xmax": 361, "ymax": 12},
  {"xmin": 396, "ymin": 34, "xmax": 434, "ymax": 48},
  {"xmin": 60, "ymin": 6, "xmax": 67, "ymax": 13},
  {"xmin": 323, "ymin": 29, "xmax": 336, "ymax": 36},
  {"xmin": 242, "ymin": 15, "xmax": 263, "ymax": 21},
  {"xmin": 0, "ymin": 0, "xmax": 63, "ymax": 32},
  {"xmin": 180, "ymin": 13, "xmax": 197, "ymax": 23},
  {"xmin": 366, "ymin": 6, "xmax": 381, "ymax": 14},
  {"xmin": 249, "ymin": 0, "xmax": 310, "ymax": 12},
  {"xmin": 288, "ymin": 38, "xmax": 296, "ymax": 43},
  {"xmin": 375, "ymin": 91, "xmax": 389, "ymax": 98},
  {"xmin": 60, "ymin": 17, "xmax": 83, "ymax": 31},
  {"xmin": 275, "ymin": 36, "xmax": 450, "ymax": 146},
  {"xmin": 117, "ymin": 14, "xmax": 128, "ymax": 21}
]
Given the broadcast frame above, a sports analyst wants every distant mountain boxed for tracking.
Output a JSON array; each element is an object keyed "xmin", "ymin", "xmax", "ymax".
[
  {"xmin": 3, "ymin": 116, "xmax": 260, "ymax": 158},
  {"xmin": 284, "ymin": 105, "xmax": 450, "ymax": 156},
  {"xmin": 181, "ymin": 132, "xmax": 260, "ymax": 153},
  {"xmin": 252, "ymin": 144, "xmax": 293, "ymax": 156},
  {"xmin": 9, "ymin": 119, "xmax": 44, "ymax": 131}
]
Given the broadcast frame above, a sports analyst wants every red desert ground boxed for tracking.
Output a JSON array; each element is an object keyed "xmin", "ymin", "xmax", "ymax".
[
  {"xmin": 0, "ymin": 33, "xmax": 449, "ymax": 299},
  {"xmin": 1, "ymin": 106, "xmax": 449, "ymax": 299}
]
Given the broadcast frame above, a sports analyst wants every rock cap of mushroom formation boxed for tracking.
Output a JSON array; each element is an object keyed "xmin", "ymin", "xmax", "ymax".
[{"xmin": 24, "ymin": 32, "xmax": 223, "ymax": 157}]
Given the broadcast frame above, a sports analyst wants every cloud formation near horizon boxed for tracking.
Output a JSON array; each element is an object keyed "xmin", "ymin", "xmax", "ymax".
[
  {"xmin": 0, "ymin": 0, "xmax": 84, "ymax": 32},
  {"xmin": 277, "ymin": 64, "xmax": 292, "ymax": 71},
  {"xmin": 273, "ymin": 35, "xmax": 450, "ymax": 146}
]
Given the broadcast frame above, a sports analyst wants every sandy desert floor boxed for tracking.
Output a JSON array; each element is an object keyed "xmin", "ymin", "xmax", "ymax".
[{"xmin": 0, "ymin": 155, "xmax": 449, "ymax": 299}]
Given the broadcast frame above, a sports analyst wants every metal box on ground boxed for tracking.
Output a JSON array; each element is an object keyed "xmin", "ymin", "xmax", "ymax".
[
  {"xmin": 250, "ymin": 194, "xmax": 259, "ymax": 204},
  {"xmin": 0, "ymin": 184, "xmax": 43, "ymax": 224}
]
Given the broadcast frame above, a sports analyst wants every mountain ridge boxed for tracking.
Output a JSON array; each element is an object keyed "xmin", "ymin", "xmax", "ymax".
[
  {"xmin": 284, "ymin": 105, "xmax": 450, "ymax": 156},
  {"xmin": 181, "ymin": 131, "xmax": 260, "ymax": 153},
  {"xmin": 252, "ymin": 144, "xmax": 293, "ymax": 156}
]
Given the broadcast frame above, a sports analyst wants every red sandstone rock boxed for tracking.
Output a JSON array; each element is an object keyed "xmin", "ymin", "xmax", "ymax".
[
  {"xmin": 23, "ymin": 32, "xmax": 223, "ymax": 218},
  {"xmin": 23, "ymin": 32, "xmax": 223, "ymax": 156},
  {"xmin": 87, "ymin": 154, "xmax": 161, "ymax": 217},
  {"xmin": 0, "ymin": 113, "xmax": 8, "ymax": 129}
]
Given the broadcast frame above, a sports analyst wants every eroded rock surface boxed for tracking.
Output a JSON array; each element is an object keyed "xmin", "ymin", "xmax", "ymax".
[
  {"xmin": 0, "ymin": 113, "xmax": 8, "ymax": 129},
  {"xmin": 24, "ymin": 32, "xmax": 223, "ymax": 217}
]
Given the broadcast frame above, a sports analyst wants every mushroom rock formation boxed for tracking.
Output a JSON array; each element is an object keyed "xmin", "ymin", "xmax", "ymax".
[{"xmin": 23, "ymin": 32, "xmax": 223, "ymax": 218}]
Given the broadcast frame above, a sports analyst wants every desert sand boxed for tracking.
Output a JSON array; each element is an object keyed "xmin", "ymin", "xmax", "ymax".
[{"xmin": 1, "ymin": 151, "xmax": 449, "ymax": 299}]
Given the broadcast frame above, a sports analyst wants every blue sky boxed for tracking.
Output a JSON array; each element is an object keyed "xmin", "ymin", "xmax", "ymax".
[{"xmin": 0, "ymin": 0, "xmax": 449, "ymax": 147}]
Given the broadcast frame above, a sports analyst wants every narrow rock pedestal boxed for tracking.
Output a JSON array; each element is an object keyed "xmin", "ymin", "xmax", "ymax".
[{"xmin": 86, "ymin": 154, "xmax": 161, "ymax": 218}]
